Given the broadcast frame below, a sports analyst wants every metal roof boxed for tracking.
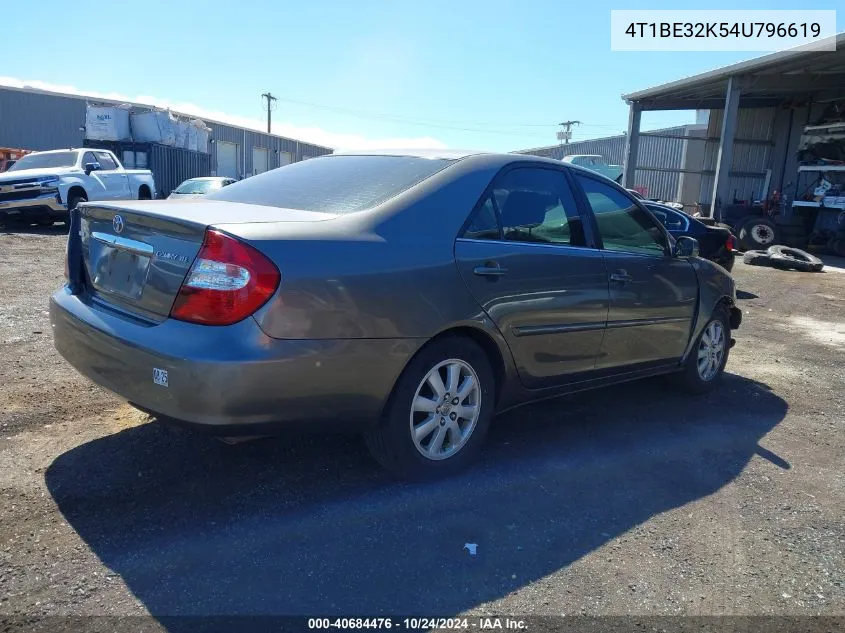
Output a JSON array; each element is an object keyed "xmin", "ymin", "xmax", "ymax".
[{"xmin": 623, "ymin": 32, "xmax": 845, "ymax": 110}]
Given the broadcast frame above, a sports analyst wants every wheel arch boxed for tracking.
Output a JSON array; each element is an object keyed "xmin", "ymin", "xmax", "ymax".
[
  {"xmin": 381, "ymin": 321, "xmax": 516, "ymax": 424},
  {"xmin": 138, "ymin": 184, "xmax": 152, "ymax": 199},
  {"xmin": 66, "ymin": 185, "xmax": 87, "ymax": 204}
]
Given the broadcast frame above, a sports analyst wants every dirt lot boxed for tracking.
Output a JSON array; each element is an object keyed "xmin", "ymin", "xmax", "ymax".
[{"xmin": 1, "ymin": 227, "xmax": 844, "ymax": 625}]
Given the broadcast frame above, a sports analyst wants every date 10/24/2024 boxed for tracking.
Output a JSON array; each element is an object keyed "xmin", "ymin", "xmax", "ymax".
[{"xmin": 307, "ymin": 618, "xmax": 528, "ymax": 630}]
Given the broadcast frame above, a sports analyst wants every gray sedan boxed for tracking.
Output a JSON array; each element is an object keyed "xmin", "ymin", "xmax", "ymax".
[{"xmin": 51, "ymin": 150, "xmax": 742, "ymax": 479}]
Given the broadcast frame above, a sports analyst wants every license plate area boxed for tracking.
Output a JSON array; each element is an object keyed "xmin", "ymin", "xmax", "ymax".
[{"xmin": 89, "ymin": 233, "xmax": 153, "ymax": 300}]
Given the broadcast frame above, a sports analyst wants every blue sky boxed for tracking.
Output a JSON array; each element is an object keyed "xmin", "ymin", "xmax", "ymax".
[{"xmin": 2, "ymin": 0, "xmax": 843, "ymax": 151}]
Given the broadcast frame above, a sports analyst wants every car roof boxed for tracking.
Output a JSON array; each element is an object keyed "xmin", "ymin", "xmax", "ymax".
[
  {"xmin": 328, "ymin": 148, "xmax": 572, "ymax": 169},
  {"xmin": 27, "ymin": 148, "xmax": 82, "ymax": 155},
  {"xmin": 183, "ymin": 176, "xmax": 232, "ymax": 182}
]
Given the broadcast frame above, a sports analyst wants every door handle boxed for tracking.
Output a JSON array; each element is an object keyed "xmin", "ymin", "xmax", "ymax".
[
  {"xmin": 610, "ymin": 272, "xmax": 633, "ymax": 283},
  {"xmin": 473, "ymin": 264, "xmax": 508, "ymax": 277}
]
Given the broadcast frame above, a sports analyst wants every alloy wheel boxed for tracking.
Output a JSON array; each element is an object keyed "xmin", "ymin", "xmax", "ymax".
[{"xmin": 409, "ymin": 359, "xmax": 481, "ymax": 460}]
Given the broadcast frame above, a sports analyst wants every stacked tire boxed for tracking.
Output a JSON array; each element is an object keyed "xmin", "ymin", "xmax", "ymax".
[{"xmin": 742, "ymin": 245, "xmax": 824, "ymax": 272}]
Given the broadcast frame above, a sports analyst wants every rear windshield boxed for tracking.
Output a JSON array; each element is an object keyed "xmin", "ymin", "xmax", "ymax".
[
  {"xmin": 206, "ymin": 155, "xmax": 455, "ymax": 213},
  {"xmin": 175, "ymin": 179, "xmax": 224, "ymax": 194}
]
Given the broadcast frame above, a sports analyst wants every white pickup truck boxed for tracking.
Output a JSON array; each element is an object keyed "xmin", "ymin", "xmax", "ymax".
[
  {"xmin": 561, "ymin": 154, "xmax": 624, "ymax": 183},
  {"xmin": 0, "ymin": 148, "xmax": 156, "ymax": 227}
]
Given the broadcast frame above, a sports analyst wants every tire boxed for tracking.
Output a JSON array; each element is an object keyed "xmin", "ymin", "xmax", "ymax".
[
  {"xmin": 833, "ymin": 237, "xmax": 845, "ymax": 258},
  {"xmin": 66, "ymin": 192, "xmax": 87, "ymax": 226},
  {"xmin": 364, "ymin": 336, "xmax": 496, "ymax": 480},
  {"xmin": 139, "ymin": 188, "xmax": 152, "ymax": 200},
  {"xmin": 673, "ymin": 307, "xmax": 731, "ymax": 394},
  {"xmin": 742, "ymin": 250, "xmax": 772, "ymax": 266},
  {"xmin": 738, "ymin": 217, "xmax": 779, "ymax": 251},
  {"xmin": 766, "ymin": 245, "xmax": 824, "ymax": 272}
]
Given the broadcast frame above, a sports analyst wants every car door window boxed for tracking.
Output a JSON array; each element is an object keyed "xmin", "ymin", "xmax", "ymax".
[
  {"xmin": 646, "ymin": 204, "xmax": 688, "ymax": 231},
  {"xmin": 463, "ymin": 167, "xmax": 586, "ymax": 247},
  {"xmin": 94, "ymin": 152, "xmax": 118, "ymax": 171},
  {"xmin": 82, "ymin": 152, "xmax": 98, "ymax": 168},
  {"xmin": 575, "ymin": 175, "xmax": 667, "ymax": 256}
]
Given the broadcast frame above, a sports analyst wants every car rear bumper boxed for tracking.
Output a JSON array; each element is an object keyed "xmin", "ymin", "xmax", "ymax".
[
  {"xmin": 50, "ymin": 288, "xmax": 422, "ymax": 433},
  {"xmin": 0, "ymin": 191, "xmax": 66, "ymax": 220}
]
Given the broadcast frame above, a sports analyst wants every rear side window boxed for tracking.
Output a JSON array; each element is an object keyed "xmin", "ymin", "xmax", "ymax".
[
  {"xmin": 206, "ymin": 155, "xmax": 454, "ymax": 214},
  {"xmin": 462, "ymin": 167, "xmax": 586, "ymax": 247}
]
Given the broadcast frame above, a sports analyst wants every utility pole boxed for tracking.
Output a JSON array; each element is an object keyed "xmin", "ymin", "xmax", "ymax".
[
  {"xmin": 261, "ymin": 92, "xmax": 277, "ymax": 134},
  {"xmin": 557, "ymin": 120, "xmax": 581, "ymax": 146}
]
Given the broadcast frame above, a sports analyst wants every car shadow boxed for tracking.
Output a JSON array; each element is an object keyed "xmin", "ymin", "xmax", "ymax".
[
  {"xmin": 45, "ymin": 372, "xmax": 788, "ymax": 624},
  {"xmin": 736, "ymin": 290, "xmax": 759, "ymax": 300}
]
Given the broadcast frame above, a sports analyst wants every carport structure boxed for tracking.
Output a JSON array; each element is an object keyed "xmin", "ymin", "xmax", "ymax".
[{"xmin": 621, "ymin": 33, "xmax": 845, "ymax": 219}]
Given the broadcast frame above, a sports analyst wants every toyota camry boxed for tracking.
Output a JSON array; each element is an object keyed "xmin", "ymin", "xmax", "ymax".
[{"xmin": 51, "ymin": 150, "xmax": 742, "ymax": 479}]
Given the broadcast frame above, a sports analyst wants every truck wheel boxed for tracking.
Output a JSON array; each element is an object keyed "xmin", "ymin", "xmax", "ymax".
[
  {"xmin": 66, "ymin": 192, "xmax": 87, "ymax": 226},
  {"xmin": 738, "ymin": 217, "xmax": 779, "ymax": 251},
  {"xmin": 364, "ymin": 336, "xmax": 496, "ymax": 481}
]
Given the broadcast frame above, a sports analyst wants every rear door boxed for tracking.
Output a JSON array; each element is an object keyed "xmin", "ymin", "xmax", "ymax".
[
  {"xmin": 572, "ymin": 173, "xmax": 698, "ymax": 371},
  {"xmin": 93, "ymin": 151, "xmax": 130, "ymax": 200},
  {"xmin": 454, "ymin": 165, "xmax": 609, "ymax": 389}
]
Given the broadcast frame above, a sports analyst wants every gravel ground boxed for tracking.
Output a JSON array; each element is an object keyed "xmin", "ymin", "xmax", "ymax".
[{"xmin": 1, "ymin": 227, "xmax": 843, "ymax": 625}]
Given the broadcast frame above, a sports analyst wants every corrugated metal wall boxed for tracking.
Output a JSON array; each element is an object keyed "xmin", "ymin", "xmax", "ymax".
[
  {"xmin": 698, "ymin": 108, "xmax": 778, "ymax": 205},
  {"xmin": 0, "ymin": 88, "xmax": 85, "ymax": 150},
  {"xmin": 0, "ymin": 86, "xmax": 333, "ymax": 181},
  {"xmin": 82, "ymin": 139, "xmax": 212, "ymax": 198},
  {"xmin": 516, "ymin": 126, "xmax": 690, "ymax": 201},
  {"xmin": 208, "ymin": 124, "xmax": 332, "ymax": 179}
]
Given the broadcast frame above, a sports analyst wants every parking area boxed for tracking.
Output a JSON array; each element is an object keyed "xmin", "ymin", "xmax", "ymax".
[{"xmin": 1, "ymin": 227, "xmax": 844, "ymax": 619}]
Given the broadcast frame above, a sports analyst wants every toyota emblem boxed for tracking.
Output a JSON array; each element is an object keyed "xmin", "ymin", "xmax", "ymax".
[{"xmin": 112, "ymin": 214, "xmax": 124, "ymax": 234}]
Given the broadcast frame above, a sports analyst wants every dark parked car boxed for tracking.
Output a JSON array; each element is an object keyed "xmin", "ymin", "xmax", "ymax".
[
  {"xmin": 51, "ymin": 151, "xmax": 742, "ymax": 480},
  {"xmin": 643, "ymin": 201, "xmax": 737, "ymax": 272}
]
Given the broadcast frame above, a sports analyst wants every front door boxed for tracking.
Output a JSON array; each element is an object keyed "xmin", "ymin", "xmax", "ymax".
[
  {"xmin": 572, "ymin": 173, "xmax": 698, "ymax": 371},
  {"xmin": 93, "ymin": 151, "xmax": 130, "ymax": 199},
  {"xmin": 454, "ymin": 165, "xmax": 609, "ymax": 389}
]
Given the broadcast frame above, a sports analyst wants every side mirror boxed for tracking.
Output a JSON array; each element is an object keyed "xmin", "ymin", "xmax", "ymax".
[
  {"xmin": 84, "ymin": 162, "xmax": 101, "ymax": 175},
  {"xmin": 674, "ymin": 235, "xmax": 699, "ymax": 258}
]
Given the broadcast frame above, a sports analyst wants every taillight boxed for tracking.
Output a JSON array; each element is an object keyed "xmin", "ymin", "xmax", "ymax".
[
  {"xmin": 170, "ymin": 229, "xmax": 280, "ymax": 326},
  {"xmin": 726, "ymin": 235, "xmax": 735, "ymax": 251}
]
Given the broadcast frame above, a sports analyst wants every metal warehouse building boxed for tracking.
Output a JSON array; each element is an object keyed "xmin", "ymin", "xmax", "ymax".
[
  {"xmin": 0, "ymin": 84, "xmax": 333, "ymax": 194},
  {"xmin": 621, "ymin": 33, "xmax": 845, "ymax": 224},
  {"xmin": 516, "ymin": 123, "xmax": 708, "ymax": 208}
]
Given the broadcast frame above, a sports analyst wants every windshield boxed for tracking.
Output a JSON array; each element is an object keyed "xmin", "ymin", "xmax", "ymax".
[
  {"xmin": 206, "ymin": 155, "xmax": 455, "ymax": 213},
  {"xmin": 174, "ymin": 179, "xmax": 225, "ymax": 195},
  {"xmin": 8, "ymin": 152, "xmax": 77, "ymax": 171}
]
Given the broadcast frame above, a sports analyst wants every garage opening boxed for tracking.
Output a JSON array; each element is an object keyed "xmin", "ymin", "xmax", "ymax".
[
  {"xmin": 253, "ymin": 147, "xmax": 269, "ymax": 175},
  {"xmin": 216, "ymin": 141, "xmax": 238, "ymax": 179}
]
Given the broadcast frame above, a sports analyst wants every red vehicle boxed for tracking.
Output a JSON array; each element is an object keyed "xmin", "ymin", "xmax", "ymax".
[{"xmin": 0, "ymin": 147, "xmax": 31, "ymax": 172}]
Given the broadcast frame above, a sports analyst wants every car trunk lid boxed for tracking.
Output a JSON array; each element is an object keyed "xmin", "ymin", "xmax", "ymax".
[{"xmin": 74, "ymin": 200, "xmax": 334, "ymax": 321}]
